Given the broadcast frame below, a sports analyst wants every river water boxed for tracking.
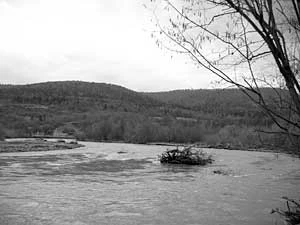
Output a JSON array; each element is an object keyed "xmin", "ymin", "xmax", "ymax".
[{"xmin": 0, "ymin": 141, "xmax": 299, "ymax": 225}]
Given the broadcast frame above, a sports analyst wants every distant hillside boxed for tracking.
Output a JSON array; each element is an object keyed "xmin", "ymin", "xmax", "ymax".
[
  {"xmin": 0, "ymin": 81, "xmax": 292, "ymax": 150},
  {"xmin": 144, "ymin": 88, "xmax": 284, "ymax": 118},
  {"xmin": 0, "ymin": 81, "xmax": 195, "ymax": 142},
  {"xmin": 0, "ymin": 81, "xmax": 163, "ymax": 112},
  {"xmin": 145, "ymin": 89, "xmax": 249, "ymax": 107}
]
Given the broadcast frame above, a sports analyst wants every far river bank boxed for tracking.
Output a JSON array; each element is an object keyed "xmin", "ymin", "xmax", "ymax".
[{"xmin": 0, "ymin": 139, "xmax": 84, "ymax": 153}]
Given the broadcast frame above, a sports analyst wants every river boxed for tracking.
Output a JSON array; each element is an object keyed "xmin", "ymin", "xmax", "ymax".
[{"xmin": 0, "ymin": 141, "xmax": 299, "ymax": 225}]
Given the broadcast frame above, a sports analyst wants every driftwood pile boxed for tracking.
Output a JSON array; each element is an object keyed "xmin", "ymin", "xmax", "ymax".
[
  {"xmin": 159, "ymin": 146, "xmax": 213, "ymax": 165},
  {"xmin": 271, "ymin": 197, "xmax": 300, "ymax": 225}
]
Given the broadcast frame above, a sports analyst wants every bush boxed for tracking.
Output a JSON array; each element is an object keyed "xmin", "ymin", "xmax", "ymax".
[{"xmin": 159, "ymin": 146, "xmax": 213, "ymax": 165}]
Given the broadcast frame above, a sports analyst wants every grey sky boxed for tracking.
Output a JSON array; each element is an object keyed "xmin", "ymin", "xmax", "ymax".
[{"xmin": 0, "ymin": 0, "xmax": 215, "ymax": 91}]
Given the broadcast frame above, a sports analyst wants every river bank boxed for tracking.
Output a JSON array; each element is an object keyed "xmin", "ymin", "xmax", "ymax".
[
  {"xmin": 1, "ymin": 138, "xmax": 299, "ymax": 157},
  {"xmin": 0, "ymin": 139, "xmax": 84, "ymax": 153}
]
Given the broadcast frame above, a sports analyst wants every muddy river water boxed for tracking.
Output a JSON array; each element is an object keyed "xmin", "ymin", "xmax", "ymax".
[{"xmin": 0, "ymin": 141, "xmax": 299, "ymax": 225}]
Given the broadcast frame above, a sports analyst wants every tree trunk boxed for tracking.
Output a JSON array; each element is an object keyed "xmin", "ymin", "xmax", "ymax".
[{"xmin": 281, "ymin": 65, "xmax": 300, "ymax": 117}]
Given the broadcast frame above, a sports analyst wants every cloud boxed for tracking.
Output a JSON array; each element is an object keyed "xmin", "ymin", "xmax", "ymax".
[{"xmin": 0, "ymin": 0, "xmax": 214, "ymax": 91}]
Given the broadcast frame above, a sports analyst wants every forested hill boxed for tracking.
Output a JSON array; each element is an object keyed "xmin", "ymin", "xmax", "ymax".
[
  {"xmin": 0, "ymin": 81, "xmax": 288, "ymax": 149},
  {"xmin": 0, "ymin": 81, "xmax": 169, "ymax": 142},
  {"xmin": 0, "ymin": 81, "xmax": 163, "ymax": 112},
  {"xmin": 144, "ymin": 88, "xmax": 280, "ymax": 116},
  {"xmin": 0, "ymin": 81, "xmax": 277, "ymax": 116}
]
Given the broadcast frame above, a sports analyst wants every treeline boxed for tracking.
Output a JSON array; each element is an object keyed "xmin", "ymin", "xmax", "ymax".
[
  {"xmin": 73, "ymin": 112, "xmax": 203, "ymax": 143},
  {"xmin": 0, "ymin": 106, "xmax": 294, "ymax": 150},
  {"xmin": 77, "ymin": 113, "xmax": 292, "ymax": 150}
]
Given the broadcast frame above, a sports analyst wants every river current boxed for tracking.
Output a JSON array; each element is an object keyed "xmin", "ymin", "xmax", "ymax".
[{"xmin": 0, "ymin": 141, "xmax": 299, "ymax": 225}]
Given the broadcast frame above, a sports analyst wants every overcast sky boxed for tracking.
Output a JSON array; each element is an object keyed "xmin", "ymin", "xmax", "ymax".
[{"xmin": 0, "ymin": 0, "xmax": 217, "ymax": 91}]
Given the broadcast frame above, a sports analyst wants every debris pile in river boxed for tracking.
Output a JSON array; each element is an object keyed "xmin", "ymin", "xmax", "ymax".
[
  {"xmin": 271, "ymin": 197, "xmax": 300, "ymax": 225},
  {"xmin": 159, "ymin": 146, "xmax": 213, "ymax": 165}
]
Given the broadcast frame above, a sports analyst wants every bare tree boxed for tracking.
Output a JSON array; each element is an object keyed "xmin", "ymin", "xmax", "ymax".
[{"xmin": 148, "ymin": 0, "xmax": 300, "ymax": 150}]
